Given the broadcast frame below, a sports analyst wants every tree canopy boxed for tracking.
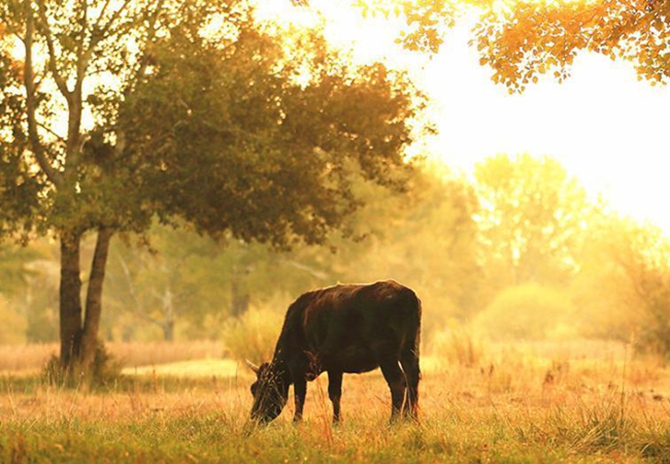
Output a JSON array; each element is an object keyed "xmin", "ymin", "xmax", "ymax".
[{"xmin": 0, "ymin": 0, "xmax": 423, "ymax": 378}]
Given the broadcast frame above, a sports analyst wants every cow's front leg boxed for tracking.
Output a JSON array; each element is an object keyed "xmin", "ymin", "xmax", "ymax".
[
  {"xmin": 293, "ymin": 377, "xmax": 307, "ymax": 422},
  {"xmin": 327, "ymin": 370, "xmax": 343, "ymax": 424}
]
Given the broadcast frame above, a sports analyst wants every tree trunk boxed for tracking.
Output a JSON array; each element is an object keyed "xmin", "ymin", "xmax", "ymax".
[
  {"xmin": 163, "ymin": 320, "xmax": 175, "ymax": 342},
  {"xmin": 231, "ymin": 266, "xmax": 250, "ymax": 317},
  {"xmin": 59, "ymin": 231, "xmax": 83, "ymax": 369},
  {"xmin": 161, "ymin": 288, "xmax": 175, "ymax": 342},
  {"xmin": 80, "ymin": 227, "xmax": 114, "ymax": 372}
]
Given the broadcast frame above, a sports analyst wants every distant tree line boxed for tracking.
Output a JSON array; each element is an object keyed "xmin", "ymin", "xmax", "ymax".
[{"xmin": 3, "ymin": 153, "xmax": 670, "ymax": 358}]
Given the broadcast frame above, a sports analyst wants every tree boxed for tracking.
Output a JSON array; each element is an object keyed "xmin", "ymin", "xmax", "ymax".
[
  {"xmin": 471, "ymin": 0, "xmax": 670, "ymax": 92},
  {"xmin": 573, "ymin": 215, "xmax": 670, "ymax": 356},
  {"xmin": 474, "ymin": 154, "xmax": 594, "ymax": 291},
  {"xmin": 0, "ymin": 0, "xmax": 421, "ymax": 380},
  {"xmin": 397, "ymin": 0, "xmax": 670, "ymax": 91}
]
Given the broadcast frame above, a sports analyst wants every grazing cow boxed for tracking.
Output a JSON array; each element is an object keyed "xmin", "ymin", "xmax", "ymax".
[{"xmin": 247, "ymin": 280, "xmax": 421, "ymax": 424}]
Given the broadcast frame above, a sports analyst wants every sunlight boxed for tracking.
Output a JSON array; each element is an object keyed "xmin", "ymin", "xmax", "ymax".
[
  {"xmin": 258, "ymin": 0, "xmax": 670, "ymax": 236},
  {"xmin": 255, "ymin": 0, "xmax": 416, "ymax": 67}
]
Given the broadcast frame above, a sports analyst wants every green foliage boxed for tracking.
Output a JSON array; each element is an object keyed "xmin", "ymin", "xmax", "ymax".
[
  {"xmin": 221, "ymin": 305, "xmax": 285, "ymax": 364},
  {"xmin": 475, "ymin": 283, "xmax": 576, "ymax": 341},
  {"xmin": 116, "ymin": 9, "xmax": 420, "ymax": 247},
  {"xmin": 0, "ymin": 0, "xmax": 421, "ymax": 245}
]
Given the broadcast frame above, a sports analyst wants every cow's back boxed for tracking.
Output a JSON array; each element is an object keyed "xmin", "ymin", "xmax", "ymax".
[{"xmin": 277, "ymin": 280, "xmax": 421, "ymax": 375}]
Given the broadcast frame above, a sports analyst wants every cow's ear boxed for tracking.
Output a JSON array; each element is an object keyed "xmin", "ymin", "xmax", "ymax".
[{"xmin": 245, "ymin": 359, "xmax": 260, "ymax": 374}]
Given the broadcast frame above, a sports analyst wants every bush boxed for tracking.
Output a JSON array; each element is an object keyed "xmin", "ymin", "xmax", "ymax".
[
  {"xmin": 44, "ymin": 340, "xmax": 122, "ymax": 388},
  {"xmin": 475, "ymin": 284, "xmax": 576, "ymax": 341},
  {"xmin": 222, "ymin": 306, "xmax": 284, "ymax": 364}
]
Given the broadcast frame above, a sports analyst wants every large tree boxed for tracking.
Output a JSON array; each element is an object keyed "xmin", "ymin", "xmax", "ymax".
[{"xmin": 0, "ymin": 0, "xmax": 421, "ymax": 380}]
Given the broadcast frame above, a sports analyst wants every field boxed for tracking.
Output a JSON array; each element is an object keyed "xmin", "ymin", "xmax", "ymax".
[{"xmin": 2, "ymin": 341, "xmax": 670, "ymax": 463}]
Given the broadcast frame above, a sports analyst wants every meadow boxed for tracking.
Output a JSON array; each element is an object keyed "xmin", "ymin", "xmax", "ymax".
[{"xmin": 2, "ymin": 340, "xmax": 670, "ymax": 463}]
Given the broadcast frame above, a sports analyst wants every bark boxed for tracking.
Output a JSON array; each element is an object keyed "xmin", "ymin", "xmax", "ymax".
[
  {"xmin": 59, "ymin": 231, "xmax": 83, "ymax": 368},
  {"xmin": 80, "ymin": 227, "xmax": 114, "ymax": 371}
]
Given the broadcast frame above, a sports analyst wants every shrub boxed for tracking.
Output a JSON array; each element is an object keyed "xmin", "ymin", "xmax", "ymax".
[
  {"xmin": 222, "ymin": 306, "xmax": 284, "ymax": 364},
  {"xmin": 475, "ymin": 283, "xmax": 576, "ymax": 341},
  {"xmin": 44, "ymin": 340, "xmax": 122, "ymax": 388}
]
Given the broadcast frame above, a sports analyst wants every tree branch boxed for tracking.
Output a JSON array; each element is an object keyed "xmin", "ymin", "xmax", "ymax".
[
  {"xmin": 36, "ymin": 121, "xmax": 67, "ymax": 145},
  {"xmin": 23, "ymin": 5, "xmax": 62, "ymax": 187},
  {"xmin": 97, "ymin": 0, "xmax": 133, "ymax": 40},
  {"xmin": 94, "ymin": 0, "xmax": 114, "ymax": 31},
  {"xmin": 34, "ymin": 0, "xmax": 71, "ymax": 101}
]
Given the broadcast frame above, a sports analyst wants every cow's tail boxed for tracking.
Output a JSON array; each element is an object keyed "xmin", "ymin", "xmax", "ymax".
[
  {"xmin": 398, "ymin": 287, "xmax": 422, "ymax": 369},
  {"xmin": 400, "ymin": 287, "xmax": 422, "ymax": 419},
  {"xmin": 410, "ymin": 290, "xmax": 422, "ymax": 375}
]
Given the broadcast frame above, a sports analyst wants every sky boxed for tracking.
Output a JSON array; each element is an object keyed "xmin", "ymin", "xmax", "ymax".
[
  {"xmin": 421, "ymin": 19, "xmax": 670, "ymax": 233},
  {"xmin": 259, "ymin": 1, "xmax": 670, "ymax": 233}
]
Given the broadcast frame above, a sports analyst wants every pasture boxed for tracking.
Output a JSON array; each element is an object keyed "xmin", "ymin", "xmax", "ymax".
[{"xmin": 2, "ymin": 341, "xmax": 670, "ymax": 463}]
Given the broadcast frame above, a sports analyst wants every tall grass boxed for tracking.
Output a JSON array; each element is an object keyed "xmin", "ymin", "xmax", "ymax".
[{"xmin": 2, "ymin": 347, "xmax": 670, "ymax": 463}]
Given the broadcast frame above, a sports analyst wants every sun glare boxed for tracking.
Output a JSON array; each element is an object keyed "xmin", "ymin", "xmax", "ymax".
[
  {"xmin": 258, "ymin": 0, "xmax": 670, "ymax": 237},
  {"xmin": 255, "ymin": 0, "xmax": 415, "ymax": 67}
]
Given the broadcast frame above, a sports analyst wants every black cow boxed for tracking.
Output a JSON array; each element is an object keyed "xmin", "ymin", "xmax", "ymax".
[{"xmin": 247, "ymin": 280, "xmax": 421, "ymax": 424}]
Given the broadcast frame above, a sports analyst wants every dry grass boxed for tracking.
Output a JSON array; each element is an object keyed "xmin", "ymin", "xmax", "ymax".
[
  {"xmin": 0, "ymin": 340, "xmax": 224, "ymax": 373},
  {"xmin": 0, "ymin": 344, "xmax": 58, "ymax": 372},
  {"xmin": 2, "ymin": 340, "xmax": 670, "ymax": 462}
]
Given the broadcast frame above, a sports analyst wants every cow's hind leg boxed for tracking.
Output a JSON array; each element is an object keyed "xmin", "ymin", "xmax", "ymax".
[
  {"xmin": 379, "ymin": 359, "xmax": 407, "ymax": 423},
  {"xmin": 327, "ymin": 370, "xmax": 343, "ymax": 424},
  {"xmin": 400, "ymin": 348, "xmax": 420, "ymax": 421}
]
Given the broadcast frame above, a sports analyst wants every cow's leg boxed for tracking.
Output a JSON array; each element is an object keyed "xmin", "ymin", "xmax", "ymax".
[
  {"xmin": 400, "ymin": 348, "xmax": 420, "ymax": 421},
  {"xmin": 327, "ymin": 370, "xmax": 343, "ymax": 424},
  {"xmin": 379, "ymin": 359, "xmax": 407, "ymax": 423},
  {"xmin": 293, "ymin": 377, "xmax": 307, "ymax": 422}
]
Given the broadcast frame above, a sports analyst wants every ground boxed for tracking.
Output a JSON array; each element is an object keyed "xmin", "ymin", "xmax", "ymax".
[{"xmin": 1, "ymin": 340, "xmax": 670, "ymax": 463}]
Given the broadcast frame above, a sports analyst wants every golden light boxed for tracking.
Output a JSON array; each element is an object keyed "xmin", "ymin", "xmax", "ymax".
[{"xmin": 256, "ymin": 0, "xmax": 670, "ymax": 237}]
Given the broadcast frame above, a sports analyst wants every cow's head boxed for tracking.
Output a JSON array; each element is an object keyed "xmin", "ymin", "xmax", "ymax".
[{"xmin": 247, "ymin": 360, "xmax": 290, "ymax": 423}]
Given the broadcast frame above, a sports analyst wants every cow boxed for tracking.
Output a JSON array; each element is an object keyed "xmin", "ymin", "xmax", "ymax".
[{"xmin": 247, "ymin": 280, "xmax": 421, "ymax": 424}]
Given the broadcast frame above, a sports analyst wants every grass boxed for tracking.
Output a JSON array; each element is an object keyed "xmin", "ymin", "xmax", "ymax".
[
  {"xmin": 2, "ymin": 340, "xmax": 670, "ymax": 463},
  {"xmin": 0, "ymin": 340, "xmax": 223, "ymax": 373}
]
